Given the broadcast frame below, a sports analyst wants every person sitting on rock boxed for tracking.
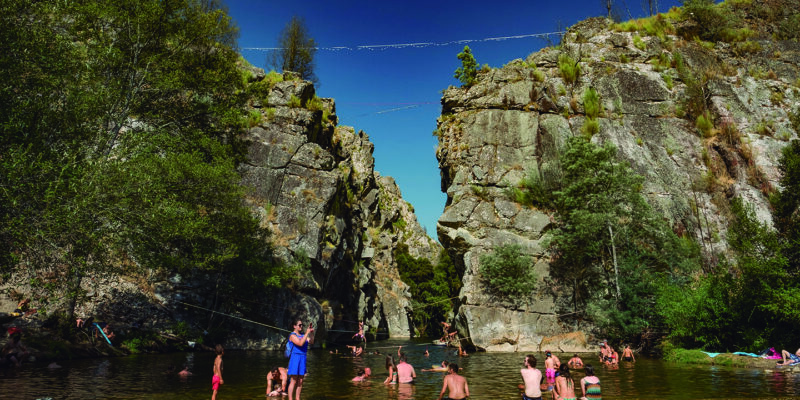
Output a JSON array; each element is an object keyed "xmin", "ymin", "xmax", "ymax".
[{"xmin": 779, "ymin": 348, "xmax": 800, "ymax": 365}]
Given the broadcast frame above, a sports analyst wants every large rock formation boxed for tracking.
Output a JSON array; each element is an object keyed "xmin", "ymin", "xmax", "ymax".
[
  {"xmin": 436, "ymin": 17, "xmax": 799, "ymax": 351},
  {"xmin": 236, "ymin": 70, "xmax": 440, "ymax": 347}
]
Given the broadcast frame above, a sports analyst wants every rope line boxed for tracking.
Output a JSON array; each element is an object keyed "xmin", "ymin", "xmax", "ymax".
[
  {"xmin": 242, "ymin": 31, "xmax": 565, "ymax": 52},
  {"xmin": 178, "ymin": 301, "xmax": 293, "ymax": 334}
]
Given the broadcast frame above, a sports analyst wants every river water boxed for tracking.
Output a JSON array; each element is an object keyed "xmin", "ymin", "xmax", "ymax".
[{"xmin": 1, "ymin": 338, "xmax": 798, "ymax": 399}]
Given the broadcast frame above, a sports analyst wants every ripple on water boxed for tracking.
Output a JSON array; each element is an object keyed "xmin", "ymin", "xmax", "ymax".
[{"xmin": 2, "ymin": 339, "xmax": 800, "ymax": 399}]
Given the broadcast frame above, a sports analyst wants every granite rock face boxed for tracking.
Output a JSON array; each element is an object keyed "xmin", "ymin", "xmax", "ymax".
[
  {"xmin": 237, "ymin": 72, "xmax": 441, "ymax": 347},
  {"xmin": 436, "ymin": 17, "xmax": 799, "ymax": 351}
]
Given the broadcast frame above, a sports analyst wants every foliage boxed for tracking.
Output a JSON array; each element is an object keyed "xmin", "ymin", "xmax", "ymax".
[
  {"xmin": 558, "ymin": 53, "xmax": 581, "ymax": 85},
  {"xmin": 268, "ymin": 16, "xmax": 317, "ymax": 84},
  {"xmin": 583, "ymin": 88, "xmax": 603, "ymax": 120},
  {"xmin": 479, "ymin": 244, "xmax": 537, "ymax": 303},
  {"xmin": 790, "ymin": 108, "xmax": 800, "ymax": 135},
  {"xmin": 288, "ymin": 95, "xmax": 302, "ymax": 108},
  {"xmin": 674, "ymin": 52, "xmax": 709, "ymax": 120},
  {"xmin": 509, "ymin": 163, "xmax": 564, "ymax": 209},
  {"xmin": 772, "ymin": 140, "xmax": 800, "ymax": 272},
  {"xmin": 454, "ymin": 46, "xmax": 479, "ymax": 87},
  {"xmin": 633, "ymin": 35, "xmax": 647, "ymax": 51},
  {"xmin": 395, "ymin": 245, "xmax": 460, "ymax": 336},
  {"xmin": 0, "ymin": 0, "xmax": 287, "ymax": 316},
  {"xmin": 695, "ymin": 111, "xmax": 713, "ymax": 137},
  {"xmin": 659, "ymin": 189, "xmax": 800, "ymax": 351},
  {"xmin": 681, "ymin": 0, "xmax": 735, "ymax": 42},
  {"xmin": 581, "ymin": 119, "xmax": 600, "ymax": 136},
  {"xmin": 542, "ymin": 137, "xmax": 700, "ymax": 339}
]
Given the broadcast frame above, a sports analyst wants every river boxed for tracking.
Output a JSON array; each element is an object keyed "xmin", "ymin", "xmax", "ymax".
[{"xmin": 1, "ymin": 339, "xmax": 798, "ymax": 399}]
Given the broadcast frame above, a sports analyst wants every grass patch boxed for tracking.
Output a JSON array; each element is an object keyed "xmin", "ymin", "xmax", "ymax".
[{"xmin": 558, "ymin": 53, "xmax": 581, "ymax": 85}]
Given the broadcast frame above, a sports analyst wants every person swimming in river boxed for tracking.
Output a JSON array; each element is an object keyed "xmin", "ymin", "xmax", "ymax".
[
  {"xmin": 347, "ymin": 344, "xmax": 363, "ymax": 356},
  {"xmin": 422, "ymin": 360, "xmax": 461, "ymax": 372},
  {"xmin": 568, "ymin": 354, "xmax": 583, "ymax": 369}
]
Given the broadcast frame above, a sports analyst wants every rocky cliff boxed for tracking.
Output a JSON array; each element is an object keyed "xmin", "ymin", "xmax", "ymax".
[
  {"xmin": 0, "ymin": 70, "xmax": 440, "ymax": 352},
  {"xmin": 436, "ymin": 15, "xmax": 799, "ymax": 352},
  {"xmin": 236, "ymin": 70, "xmax": 440, "ymax": 347}
]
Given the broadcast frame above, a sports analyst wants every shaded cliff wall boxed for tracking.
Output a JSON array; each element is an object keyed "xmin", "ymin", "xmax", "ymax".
[
  {"xmin": 238, "ymin": 70, "xmax": 441, "ymax": 347},
  {"xmin": 436, "ymin": 17, "xmax": 799, "ymax": 351}
]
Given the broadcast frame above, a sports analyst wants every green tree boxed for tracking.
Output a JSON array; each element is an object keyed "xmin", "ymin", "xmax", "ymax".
[
  {"xmin": 543, "ymin": 136, "xmax": 699, "ymax": 337},
  {"xmin": 479, "ymin": 244, "xmax": 537, "ymax": 303},
  {"xmin": 772, "ymin": 140, "xmax": 800, "ymax": 272},
  {"xmin": 395, "ymin": 245, "xmax": 460, "ymax": 336},
  {"xmin": 269, "ymin": 16, "xmax": 317, "ymax": 84},
  {"xmin": 0, "ymin": 0, "xmax": 285, "ymax": 317},
  {"xmin": 659, "ymin": 198, "xmax": 800, "ymax": 350},
  {"xmin": 454, "ymin": 46, "xmax": 478, "ymax": 87}
]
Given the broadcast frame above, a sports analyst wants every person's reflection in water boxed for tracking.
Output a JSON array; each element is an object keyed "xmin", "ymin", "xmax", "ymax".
[{"xmin": 397, "ymin": 382, "xmax": 415, "ymax": 400}]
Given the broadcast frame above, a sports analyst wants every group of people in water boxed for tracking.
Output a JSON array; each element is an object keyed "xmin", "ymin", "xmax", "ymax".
[{"xmin": 252, "ymin": 315, "xmax": 641, "ymax": 400}]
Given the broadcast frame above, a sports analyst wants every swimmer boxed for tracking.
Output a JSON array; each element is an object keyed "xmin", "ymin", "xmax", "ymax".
[
  {"xmin": 422, "ymin": 361, "xmax": 450, "ymax": 372},
  {"xmin": 553, "ymin": 364, "xmax": 576, "ymax": 400},
  {"xmin": 622, "ymin": 345, "xmax": 635, "ymax": 362},
  {"xmin": 568, "ymin": 354, "xmax": 583, "ymax": 369},
  {"xmin": 519, "ymin": 354, "xmax": 543, "ymax": 400},
  {"xmin": 437, "ymin": 363, "xmax": 469, "ymax": 400},
  {"xmin": 352, "ymin": 368, "xmax": 367, "ymax": 382},
  {"xmin": 211, "ymin": 344, "xmax": 224, "ymax": 400},
  {"xmin": 544, "ymin": 351, "xmax": 557, "ymax": 384}
]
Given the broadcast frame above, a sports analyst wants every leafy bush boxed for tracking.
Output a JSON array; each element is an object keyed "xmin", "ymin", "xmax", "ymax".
[
  {"xmin": 681, "ymin": 0, "xmax": 734, "ymax": 41},
  {"xmin": 777, "ymin": 13, "xmax": 800, "ymax": 40},
  {"xmin": 558, "ymin": 53, "xmax": 581, "ymax": 84},
  {"xmin": 479, "ymin": 244, "xmax": 537, "ymax": 302},
  {"xmin": 247, "ymin": 109, "xmax": 262, "ymax": 127},
  {"xmin": 306, "ymin": 95, "xmax": 324, "ymax": 111},
  {"xmin": 395, "ymin": 244, "xmax": 461, "ymax": 336},
  {"xmin": 789, "ymin": 107, "xmax": 800, "ymax": 134},
  {"xmin": 732, "ymin": 40, "xmax": 762, "ymax": 57},
  {"xmin": 454, "ymin": 46, "xmax": 478, "ymax": 87},
  {"xmin": 581, "ymin": 118, "xmax": 600, "ymax": 136},
  {"xmin": 633, "ymin": 35, "xmax": 647, "ymax": 51},
  {"xmin": 582, "ymin": 88, "xmax": 602, "ymax": 120},
  {"xmin": 695, "ymin": 110, "xmax": 713, "ymax": 137}
]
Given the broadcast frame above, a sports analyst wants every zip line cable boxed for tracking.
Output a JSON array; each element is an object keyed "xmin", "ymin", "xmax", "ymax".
[{"xmin": 242, "ymin": 31, "xmax": 566, "ymax": 52}]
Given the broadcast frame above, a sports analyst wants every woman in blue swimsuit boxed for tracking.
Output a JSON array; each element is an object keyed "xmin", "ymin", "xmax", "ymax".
[{"xmin": 287, "ymin": 318, "xmax": 314, "ymax": 400}]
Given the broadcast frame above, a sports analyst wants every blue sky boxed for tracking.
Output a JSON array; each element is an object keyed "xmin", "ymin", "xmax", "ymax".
[{"xmin": 226, "ymin": 0, "xmax": 682, "ymax": 238}]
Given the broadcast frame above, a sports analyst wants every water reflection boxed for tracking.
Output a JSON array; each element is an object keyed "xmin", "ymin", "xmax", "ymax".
[{"xmin": 1, "ymin": 339, "xmax": 800, "ymax": 399}]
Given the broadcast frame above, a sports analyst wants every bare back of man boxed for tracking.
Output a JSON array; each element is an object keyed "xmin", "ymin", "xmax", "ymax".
[{"xmin": 437, "ymin": 364, "xmax": 469, "ymax": 400}]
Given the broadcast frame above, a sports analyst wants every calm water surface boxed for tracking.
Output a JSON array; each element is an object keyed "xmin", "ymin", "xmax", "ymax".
[{"xmin": 1, "ymin": 338, "xmax": 799, "ymax": 399}]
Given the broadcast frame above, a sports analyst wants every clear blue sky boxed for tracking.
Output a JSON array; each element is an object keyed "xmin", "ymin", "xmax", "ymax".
[{"xmin": 226, "ymin": 0, "xmax": 682, "ymax": 238}]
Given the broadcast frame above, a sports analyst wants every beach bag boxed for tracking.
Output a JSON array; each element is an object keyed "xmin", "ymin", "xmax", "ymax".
[{"xmin": 284, "ymin": 333, "xmax": 295, "ymax": 358}]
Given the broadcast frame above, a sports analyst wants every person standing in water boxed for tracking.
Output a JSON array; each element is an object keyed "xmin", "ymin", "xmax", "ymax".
[
  {"xmin": 580, "ymin": 364, "xmax": 601, "ymax": 400},
  {"xmin": 437, "ymin": 363, "xmax": 469, "ymax": 400},
  {"xmin": 544, "ymin": 351, "xmax": 558, "ymax": 384},
  {"xmin": 519, "ymin": 354, "xmax": 543, "ymax": 400},
  {"xmin": 553, "ymin": 364, "xmax": 576, "ymax": 400},
  {"xmin": 287, "ymin": 318, "xmax": 315, "ymax": 400},
  {"xmin": 622, "ymin": 345, "xmax": 635, "ymax": 362},
  {"xmin": 211, "ymin": 344, "xmax": 224, "ymax": 400}
]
